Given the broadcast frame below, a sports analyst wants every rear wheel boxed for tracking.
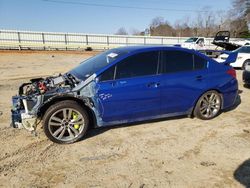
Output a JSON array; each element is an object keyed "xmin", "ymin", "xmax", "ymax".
[
  {"xmin": 242, "ymin": 60, "xmax": 250, "ymax": 70},
  {"xmin": 194, "ymin": 90, "xmax": 222, "ymax": 120},
  {"xmin": 43, "ymin": 100, "xmax": 89, "ymax": 144}
]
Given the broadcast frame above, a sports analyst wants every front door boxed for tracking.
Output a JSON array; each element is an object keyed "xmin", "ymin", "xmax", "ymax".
[{"xmin": 95, "ymin": 51, "xmax": 161, "ymax": 124}]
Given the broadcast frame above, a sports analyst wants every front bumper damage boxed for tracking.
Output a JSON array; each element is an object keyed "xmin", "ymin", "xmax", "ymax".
[
  {"xmin": 10, "ymin": 73, "xmax": 99, "ymax": 133},
  {"xmin": 11, "ymin": 95, "xmax": 42, "ymax": 131},
  {"xmin": 10, "ymin": 75, "xmax": 71, "ymax": 132}
]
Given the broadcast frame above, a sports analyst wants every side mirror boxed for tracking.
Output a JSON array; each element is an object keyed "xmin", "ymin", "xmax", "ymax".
[{"xmin": 95, "ymin": 77, "xmax": 100, "ymax": 83}]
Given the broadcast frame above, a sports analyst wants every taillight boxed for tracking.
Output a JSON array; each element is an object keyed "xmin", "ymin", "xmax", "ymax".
[{"xmin": 227, "ymin": 68, "xmax": 236, "ymax": 78}]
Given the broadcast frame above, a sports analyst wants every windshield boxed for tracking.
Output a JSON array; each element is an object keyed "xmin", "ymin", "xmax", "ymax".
[
  {"xmin": 185, "ymin": 37, "xmax": 198, "ymax": 43},
  {"xmin": 69, "ymin": 49, "xmax": 128, "ymax": 80},
  {"xmin": 233, "ymin": 46, "xmax": 250, "ymax": 53}
]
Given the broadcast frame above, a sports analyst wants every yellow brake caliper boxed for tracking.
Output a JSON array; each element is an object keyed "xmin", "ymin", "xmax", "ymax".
[{"xmin": 72, "ymin": 112, "xmax": 80, "ymax": 130}]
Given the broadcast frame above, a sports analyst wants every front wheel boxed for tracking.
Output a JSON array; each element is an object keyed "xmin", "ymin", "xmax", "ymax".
[
  {"xmin": 194, "ymin": 90, "xmax": 222, "ymax": 120},
  {"xmin": 43, "ymin": 100, "xmax": 89, "ymax": 144}
]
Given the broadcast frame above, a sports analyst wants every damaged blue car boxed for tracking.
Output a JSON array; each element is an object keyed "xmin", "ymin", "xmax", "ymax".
[{"xmin": 11, "ymin": 46, "xmax": 238, "ymax": 144}]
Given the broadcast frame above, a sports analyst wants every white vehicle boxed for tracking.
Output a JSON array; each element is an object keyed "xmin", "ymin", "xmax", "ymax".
[
  {"xmin": 181, "ymin": 37, "xmax": 206, "ymax": 50},
  {"xmin": 216, "ymin": 46, "xmax": 250, "ymax": 69},
  {"xmin": 212, "ymin": 31, "xmax": 250, "ymax": 51},
  {"xmin": 233, "ymin": 39, "xmax": 250, "ymax": 46}
]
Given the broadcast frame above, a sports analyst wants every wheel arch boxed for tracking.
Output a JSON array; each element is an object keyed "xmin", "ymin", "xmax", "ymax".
[
  {"xmin": 38, "ymin": 96, "xmax": 97, "ymax": 128},
  {"xmin": 243, "ymin": 59, "xmax": 250, "ymax": 69},
  {"xmin": 190, "ymin": 89, "xmax": 224, "ymax": 116},
  {"xmin": 243, "ymin": 59, "xmax": 250, "ymax": 63}
]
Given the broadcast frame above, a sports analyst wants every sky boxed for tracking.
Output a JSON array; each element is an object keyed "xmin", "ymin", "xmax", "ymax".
[{"xmin": 0, "ymin": 0, "xmax": 232, "ymax": 34}]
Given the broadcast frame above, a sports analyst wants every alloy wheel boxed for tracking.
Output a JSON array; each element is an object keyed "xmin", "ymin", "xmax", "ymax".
[
  {"xmin": 199, "ymin": 92, "xmax": 221, "ymax": 119},
  {"xmin": 48, "ymin": 108, "xmax": 85, "ymax": 142}
]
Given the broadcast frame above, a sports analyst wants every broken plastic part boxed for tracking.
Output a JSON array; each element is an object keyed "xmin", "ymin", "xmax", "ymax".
[{"xmin": 21, "ymin": 113, "xmax": 37, "ymax": 131}]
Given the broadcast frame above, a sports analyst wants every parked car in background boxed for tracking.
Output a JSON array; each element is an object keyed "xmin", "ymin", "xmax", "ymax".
[
  {"xmin": 243, "ymin": 62, "xmax": 250, "ymax": 86},
  {"xmin": 212, "ymin": 31, "xmax": 250, "ymax": 51},
  {"xmin": 11, "ymin": 46, "xmax": 238, "ymax": 144},
  {"xmin": 180, "ymin": 37, "xmax": 206, "ymax": 50},
  {"xmin": 216, "ymin": 46, "xmax": 250, "ymax": 69}
]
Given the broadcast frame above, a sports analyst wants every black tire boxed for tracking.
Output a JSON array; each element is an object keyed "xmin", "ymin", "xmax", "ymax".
[
  {"xmin": 43, "ymin": 100, "xmax": 89, "ymax": 144},
  {"xmin": 193, "ymin": 90, "xmax": 222, "ymax": 120},
  {"xmin": 242, "ymin": 60, "xmax": 250, "ymax": 70}
]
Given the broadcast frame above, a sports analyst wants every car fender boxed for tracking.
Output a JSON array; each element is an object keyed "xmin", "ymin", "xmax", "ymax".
[{"xmin": 37, "ymin": 94, "xmax": 97, "ymax": 127}]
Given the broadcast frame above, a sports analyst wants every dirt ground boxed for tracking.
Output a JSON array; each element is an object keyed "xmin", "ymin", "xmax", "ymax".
[{"xmin": 0, "ymin": 50, "xmax": 250, "ymax": 188}]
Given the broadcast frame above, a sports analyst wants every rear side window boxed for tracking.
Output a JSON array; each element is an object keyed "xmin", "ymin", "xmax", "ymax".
[
  {"xmin": 194, "ymin": 55, "xmax": 207, "ymax": 70},
  {"xmin": 116, "ymin": 51, "xmax": 159, "ymax": 79},
  {"xmin": 161, "ymin": 50, "xmax": 207, "ymax": 73},
  {"xmin": 161, "ymin": 51, "xmax": 193, "ymax": 73}
]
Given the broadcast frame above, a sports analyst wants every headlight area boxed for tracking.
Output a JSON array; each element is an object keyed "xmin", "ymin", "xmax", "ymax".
[
  {"xmin": 11, "ymin": 95, "xmax": 43, "ymax": 132},
  {"xmin": 11, "ymin": 75, "xmax": 73, "ymax": 132}
]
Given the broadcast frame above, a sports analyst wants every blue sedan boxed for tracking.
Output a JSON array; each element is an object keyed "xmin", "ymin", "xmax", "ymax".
[{"xmin": 11, "ymin": 46, "xmax": 238, "ymax": 144}]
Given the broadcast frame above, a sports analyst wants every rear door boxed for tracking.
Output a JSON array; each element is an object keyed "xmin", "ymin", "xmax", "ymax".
[
  {"xmin": 95, "ymin": 51, "xmax": 161, "ymax": 123},
  {"xmin": 159, "ymin": 50, "xmax": 208, "ymax": 115}
]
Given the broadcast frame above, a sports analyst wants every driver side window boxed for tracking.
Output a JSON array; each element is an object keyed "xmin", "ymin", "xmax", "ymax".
[
  {"xmin": 99, "ymin": 66, "xmax": 115, "ymax": 82},
  {"xmin": 197, "ymin": 38, "xmax": 204, "ymax": 44},
  {"xmin": 99, "ymin": 51, "xmax": 159, "ymax": 82}
]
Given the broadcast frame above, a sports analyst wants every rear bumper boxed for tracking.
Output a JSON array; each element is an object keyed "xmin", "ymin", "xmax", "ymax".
[{"xmin": 220, "ymin": 77, "xmax": 238, "ymax": 110}]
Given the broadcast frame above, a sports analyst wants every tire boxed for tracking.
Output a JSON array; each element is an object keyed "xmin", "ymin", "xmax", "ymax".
[
  {"xmin": 242, "ymin": 60, "xmax": 250, "ymax": 70},
  {"xmin": 193, "ymin": 90, "xmax": 222, "ymax": 120},
  {"xmin": 43, "ymin": 100, "xmax": 89, "ymax": 144}
]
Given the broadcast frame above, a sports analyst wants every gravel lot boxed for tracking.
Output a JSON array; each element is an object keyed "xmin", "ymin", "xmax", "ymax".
[{"xmin": 0, "ymin": 50, "xmax": 249, "ymax": 188}]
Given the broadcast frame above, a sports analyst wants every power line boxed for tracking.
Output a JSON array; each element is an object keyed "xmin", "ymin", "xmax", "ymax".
[{"xmin": 42, "ymin": 0, "xmax": 210, "ymax": 12}]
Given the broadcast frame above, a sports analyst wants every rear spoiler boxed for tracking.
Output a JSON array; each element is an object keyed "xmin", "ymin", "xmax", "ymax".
[
  {"xmin": 199, "ymin": 50, "xmax": 238, "ymax": 64},
  {"xmin": 223, "ymin": 51, "xmax": 238, "ymax": 64}
]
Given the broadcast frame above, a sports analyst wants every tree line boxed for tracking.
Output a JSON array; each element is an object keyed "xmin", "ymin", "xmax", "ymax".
[{"xmin": 116, "ymin": 0, "xmax": 250, "ymax": 38}]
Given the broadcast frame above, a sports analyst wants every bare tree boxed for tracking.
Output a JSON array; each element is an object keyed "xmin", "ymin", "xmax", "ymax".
[
  {"xmin": 215, "ymin": 11, "xmax": 230, "ymax": 31},
  {"xmin": 174, "ymin": 19, "xmax": 182, "ymax": 37},
  {"xmin": 230, "ymin": 0, "xmax": 249, "ymax": 37},
  {"xmin": 115, "ymin": 27, "xmax": 128, "ymax": 35},
  {"xmin": 130, "ymin": 28, "xmax": 142, "ymax": 36},
  {"xmin": 116, "ymin": 2, "xmax": 250, "ymax": 38},
  {"xmin": 150, "ymin": 17, "xmax": 165, "ymax": 28},
  {"xmin": 232, "ymin": 0, "xmax": 246, "ymax": 18},
  {"xmin": 191, "ymin": 12, "xmax": 204, "ymax": 36}
]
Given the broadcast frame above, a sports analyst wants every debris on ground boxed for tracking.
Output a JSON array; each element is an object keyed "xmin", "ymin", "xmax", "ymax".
[
  {"xmin": 200, "ymin": 161, "xmax": 216, "ymax": 167},
  {"xmin": 139, "ymin": 183, "xmax": 145, "ymax": 188},
  {"xmin": 79, "ymin": 153, "xmax": 119, "ymax": 161},
  {"xmin": 243, "ymin": 129, "xmax": 250, "ymax": 134}
]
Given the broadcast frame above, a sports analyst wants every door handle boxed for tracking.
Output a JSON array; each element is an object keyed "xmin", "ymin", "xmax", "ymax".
[
  {"xmin": 196, "ymin": 75, "xmax": 203, "ymax": 81},
  {"xmin": 147, "ymin": 82, "xmax": 160, "ymax": 88},
  {"xmin": 110, "ymin": 81, "xmax": 117, "ymax": 87},
  {"xmin": 155, "ymin": 83, "xmax": 160, "ymax": 87}
]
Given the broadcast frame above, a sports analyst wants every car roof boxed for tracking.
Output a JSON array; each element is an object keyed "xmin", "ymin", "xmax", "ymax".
[{"xmin": 114, "ymin": 45, "xmax": 193, "ymax": 53}]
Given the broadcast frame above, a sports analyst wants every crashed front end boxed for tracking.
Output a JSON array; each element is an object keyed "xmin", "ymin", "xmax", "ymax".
[{"xmin": 11, "ymin": 75, "xmax": 78, "ymax": 132}]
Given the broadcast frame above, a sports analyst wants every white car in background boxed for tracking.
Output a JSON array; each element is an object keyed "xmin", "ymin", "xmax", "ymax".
[
  {"xmin": 216, "ymin": 46, "xmax": 250, "ymax": 69},
  {"xmin": 181, "ymin": 37, "xmax": 206, "ymax": 50}
]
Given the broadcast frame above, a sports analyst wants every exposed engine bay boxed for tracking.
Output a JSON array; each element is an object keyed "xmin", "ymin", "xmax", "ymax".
[{"xmin": 11, "ymin": 73, "xmax": 81, "ymax": 132}]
